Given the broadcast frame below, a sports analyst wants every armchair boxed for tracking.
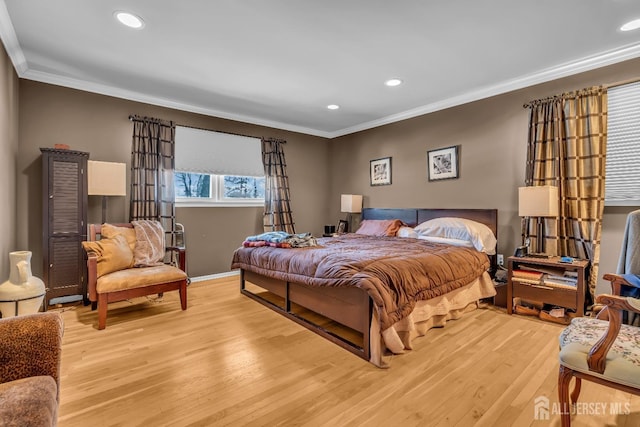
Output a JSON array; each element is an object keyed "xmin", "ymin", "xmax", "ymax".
[
  {"xmin": 557, "ymin": 274, "xmax": 640, "ymax": 426},
  {"xmin": 83, "ymin": 222, "xmax": 188, "ymax": 330},
  {"xmin": 0, "ymin": 312, "xmax": 63, "ymax": 426}
]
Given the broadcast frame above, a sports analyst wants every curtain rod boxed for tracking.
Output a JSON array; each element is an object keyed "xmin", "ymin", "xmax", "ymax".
[
  {"xmin": 523, "ymin": 76, "xmax": 640, "ymax": 109},
  {"xmin": 128, "ymin": 115, "xmax": 173, "ymax": 125},
  {"xmin": 523, "ymin": 86, "xmax": 605, "ymax": 108},
  {"xmin": 174, "ymin": 123, "xmax": 286, "ymax": 143},
  {"xmin": 129, "ymin": 116, "xmax": 286, "ymax": 143}
]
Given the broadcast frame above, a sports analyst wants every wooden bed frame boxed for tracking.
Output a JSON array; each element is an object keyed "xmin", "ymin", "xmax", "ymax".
[{"xmin": 239, "ymin": 208, "xmax": 498, "ymax": 364}]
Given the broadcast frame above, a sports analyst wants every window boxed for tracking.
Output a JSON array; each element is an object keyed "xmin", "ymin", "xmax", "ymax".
[
  {"xmin": 606, "ymin": 81, "xmax": 640, "ymax": 206},
  {"xmin": 174, "ymin": 127, "xmax": 264, "ymax": 206}
]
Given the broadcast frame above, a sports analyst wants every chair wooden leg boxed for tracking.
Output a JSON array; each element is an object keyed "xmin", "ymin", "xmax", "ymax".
[
  {"xmin": 570, "ymin": 377, "xmax": 581, "ymax": 404},
  {"xmin": 97, "ymin": 296, "xmax": 108, "ymax": 330},
  {"xmin": 179, "ymin": 282, "xmax": 187, "ymax": 310},
  {"xmin": 558, "ymin": 364, "xmax": 573, "ymax": 427}
]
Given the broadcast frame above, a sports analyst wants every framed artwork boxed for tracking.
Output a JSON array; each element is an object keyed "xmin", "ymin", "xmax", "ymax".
[
  {"xmin": 337, "ymin": 219, "xmax": 348, "ymax": 234},
  {"xmin": 370, "ymin": 157, "xmax": 392, "ymax": 186},
  {"xmin": 427, "ymin": 145, "xmax": 459, "ymax": 181}
]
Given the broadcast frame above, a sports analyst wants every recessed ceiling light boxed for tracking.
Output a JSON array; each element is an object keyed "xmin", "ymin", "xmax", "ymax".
[
  {"xmin": 327, "ymin": 104, "xmax": 340, "ymax": 110},
  {"xmin": 385, "ymin": 78, "xmax": 403, "ymax": 87},
  {"xmin": 115, "ymin": 11, "xmax": 145, "ymax": 29},
  {"xmin": 620, "ymin": 18, "xmax": 640, "ymax": 32}
]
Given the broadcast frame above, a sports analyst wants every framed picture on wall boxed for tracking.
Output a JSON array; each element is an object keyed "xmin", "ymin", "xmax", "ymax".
[
  {"xmin": 427, "ymin": 145, "xmax": 459, "ymax": 181},
  {"xmin": 370, "ymin": 157, "xmax": 392, "ymax": 186}
]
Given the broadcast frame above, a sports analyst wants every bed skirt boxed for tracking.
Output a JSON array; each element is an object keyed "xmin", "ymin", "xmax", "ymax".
[{"xmin": 370, "ymin": 271, "xmax": 496, "ymax": 367}]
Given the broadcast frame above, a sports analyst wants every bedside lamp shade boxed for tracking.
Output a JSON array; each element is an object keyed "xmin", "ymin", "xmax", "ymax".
[
  {"xmin": 88, "ymin": 161, "xmax": 127, "ymax": 224},
  {"xmin": 341, "ymin": 194, "xmax": 363, "ymax": 213},
  {"xmin": 519, "ymin": 186, "xmax": 559, "ymax": 218},
  {"xmin": 518, "ymin": 185, "xmax": 559, "ymax": 255}
]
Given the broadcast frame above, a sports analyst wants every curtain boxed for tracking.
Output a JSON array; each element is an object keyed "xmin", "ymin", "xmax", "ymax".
[
  {"xmin": 262, "ymin": 138, "xmax": 295, "ymax": 233},
  {"xmin": 129, "ymin": 115, "xmax": 176, "ymax": 235},
  {"xmin": 525, "ymin": 86, "xmax": 608, "ymax": 303}
]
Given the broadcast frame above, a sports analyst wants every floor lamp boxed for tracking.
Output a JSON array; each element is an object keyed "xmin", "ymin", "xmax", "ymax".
[
  {"xmin": 518, "ymin": 185, "xmax": 559, "ymax": 256},
  {"xmin": 88, "ymin": 161, "xmax": 127, "ymax": 224},
  {"xmin": 340, "ymin": 194, "xmax": 363, "ymax": 233}
]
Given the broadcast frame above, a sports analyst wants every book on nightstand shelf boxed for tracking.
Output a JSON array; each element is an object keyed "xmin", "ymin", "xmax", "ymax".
[
  {"xmin": 512, "ymin": 269, "xmax": 543, "ymax": 280},
  {"xmin": 512, "ymin": 268, "xmax": 578, "ymax": 290},
  {"xmin": 543, "ymin": 273, "xmax": 578, "ymax": 289}
]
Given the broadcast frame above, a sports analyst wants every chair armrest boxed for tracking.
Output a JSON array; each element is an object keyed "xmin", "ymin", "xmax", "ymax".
[
  {"xmin": 166, "ymin": 246, "xmax": 186, "ymax": 272},
  {"xmin": 0, "ymin": 313, "xmax": 63, "ymax": 394},
  {"xmin": 587, "ymin": 294, "xmax": 640, "ymax": 374},
  {"xmin": 86, "ymin": 251, "xmax": 98, "ymax": 302},
  {"xmin": 602, "ymin": 273, "xmax": 640, "ymax": 296}
]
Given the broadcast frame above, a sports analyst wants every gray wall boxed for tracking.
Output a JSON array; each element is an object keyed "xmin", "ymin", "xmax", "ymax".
[
  {"xmin": 0, "ymin": 42, "xmax": 19, "ymax": 279},
  {"xmin": 16, "ymin": 81, "xmax": 330, "ymax": 278},
  {"xmin": 329, "ymin": 57, "xmax": 640, "ymax": 294}
]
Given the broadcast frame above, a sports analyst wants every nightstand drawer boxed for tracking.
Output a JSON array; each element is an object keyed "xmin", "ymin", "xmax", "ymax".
[{"xmin": 511, "ymin": 282, "xmax": 577, "ymax": 311}]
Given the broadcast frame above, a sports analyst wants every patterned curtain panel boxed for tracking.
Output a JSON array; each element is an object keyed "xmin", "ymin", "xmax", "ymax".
[
  {"xmin": 525, "ymin": 87, "xmax": 608, "ymax": 303},
  {"xmin": 129, "ymin": 115, "xmax": 176, "ymax": 235},
  {"xmin": 262, "ymin": 138, "xmax": 296, "ymax": 234}
]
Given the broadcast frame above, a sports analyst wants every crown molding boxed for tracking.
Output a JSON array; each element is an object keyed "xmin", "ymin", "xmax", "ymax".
[
  {"xmin": 0, "ymin": 0, "xmax": 27, "ymax": 74},
  {"xmin": 328, "ymin": 41, "xmax": 640, "ymax": 138}
]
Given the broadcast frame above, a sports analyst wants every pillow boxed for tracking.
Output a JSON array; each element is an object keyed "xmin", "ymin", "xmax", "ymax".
[
  {"xmin": 414, "ymin": 217, "xmax": 497, "ymax": 254},
  {"xmin": 82, "ymin": 234, "xmax": 134, "ymax": 277},
  {"xmin": 132, "ymin": 220, "xmax": 166, "ymax": 266},
  {"xmin": 355, "ymin": 219, "xmax": 405, "ymax": 237},
  {"xmin": 101, "ymin": 223, "xmax": 137, "ymax": 252},
  {"xmin": 396, "ymin": 226, "xmax": 419, "ymax": 238},
  {"xmin": 416, "ymin": 235, "xmax": 474, "ymax": 248}
]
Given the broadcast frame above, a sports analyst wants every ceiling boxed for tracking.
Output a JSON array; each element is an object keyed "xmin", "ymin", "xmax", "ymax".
[{"xmin": 2, "ymin": 1, "xmax": 640, "ymax": 138}]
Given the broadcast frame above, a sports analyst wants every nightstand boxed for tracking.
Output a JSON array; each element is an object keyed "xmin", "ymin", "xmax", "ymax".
[{"xmin": 507, "ymin": 256, "xmax": 589, "ymax": 317}]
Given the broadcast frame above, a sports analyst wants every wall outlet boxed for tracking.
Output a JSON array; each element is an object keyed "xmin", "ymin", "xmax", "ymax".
[{"xmin": 497, "ymin": 254, "xmax": 504, "ymax": 266}]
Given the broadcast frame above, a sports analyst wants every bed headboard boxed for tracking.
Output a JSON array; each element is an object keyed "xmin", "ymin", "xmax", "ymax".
[
  {"xmin": 362, "ymin": 207, "xmax": 499, "ymax": 275},
  {"xmin": 360, "ymin": 208, "xmax": 420, "ymax": 227}
]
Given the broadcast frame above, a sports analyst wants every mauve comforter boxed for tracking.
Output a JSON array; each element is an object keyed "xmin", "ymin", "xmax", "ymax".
[{"xmin": 231, "ymin": 234, "xmax": 489, "ymax": 330}]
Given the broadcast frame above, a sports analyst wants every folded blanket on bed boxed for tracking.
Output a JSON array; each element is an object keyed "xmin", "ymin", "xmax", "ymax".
[
  {"xmin": 244, "ymin": 231, "xmax": 317, "ymax": 248},
  {"xmin": 243, "ymin": 241, "xmax": 292, "ymax": 248}
]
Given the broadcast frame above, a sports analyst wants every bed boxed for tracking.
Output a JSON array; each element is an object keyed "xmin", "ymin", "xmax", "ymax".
[{"xmin": 231, "ymin": 208, "xmax": 498, "ymax": 367}]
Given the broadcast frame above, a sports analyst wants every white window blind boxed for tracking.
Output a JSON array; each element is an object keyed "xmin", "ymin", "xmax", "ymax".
[
  {"xmin": 606, "ymin": 81, "xmax": 640, "ymax": 206},
  {"xmin": 175, "ymin": 126, "xmax": 263, "ymax": 176}
]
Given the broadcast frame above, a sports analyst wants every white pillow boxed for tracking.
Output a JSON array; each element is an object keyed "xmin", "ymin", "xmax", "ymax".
[
  {"xmin": 416, "ymin": 235, "xmax": 475, "ymax": 248},
  {"xmin": 396, "ymin": 226, "xmax": 419, "ymax": 238},
  {"xmin": 413, "ymin": 217, "xmax": 497, "ymax": 255}
]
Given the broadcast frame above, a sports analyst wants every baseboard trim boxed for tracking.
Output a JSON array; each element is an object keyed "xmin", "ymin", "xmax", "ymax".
[{"xmin": 190, "ymin": 270, "xmax": 240, "ymax": 283}]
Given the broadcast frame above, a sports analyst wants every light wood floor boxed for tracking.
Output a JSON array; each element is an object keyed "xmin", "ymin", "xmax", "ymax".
[{"xmin": 55, "ymin": 276, "xmax": 640, "ymax": 426}]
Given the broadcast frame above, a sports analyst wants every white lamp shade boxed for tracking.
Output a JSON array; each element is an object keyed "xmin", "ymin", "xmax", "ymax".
[
  {"xmin": 88, "ymin": 161, "xmax": 127, "ymax": 196},
  {"xmin": 518, "ymin": 186, "xmax": 559, "ymax": 217},
  {"xmin": 341, "ymin": 194, "xmax": 363, "ymax": 213}
]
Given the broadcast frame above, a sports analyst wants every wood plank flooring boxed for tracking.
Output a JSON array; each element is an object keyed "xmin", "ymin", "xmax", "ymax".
[{"xmin": 55, "ymin": 276, "xmax": 640, "ymax": 426}]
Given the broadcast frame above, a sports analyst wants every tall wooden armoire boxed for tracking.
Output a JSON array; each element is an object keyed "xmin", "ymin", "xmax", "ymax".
[{"xmin": 41, "ymin": 148, "xmax": 89, "ymax": 308}]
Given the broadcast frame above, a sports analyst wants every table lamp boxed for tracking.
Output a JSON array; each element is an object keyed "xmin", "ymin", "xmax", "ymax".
[
  {"xmin": 340, "ymin": 194, "xmax": 363, "ymax": 233},
  {"xmin": 88, "ymin": 160, "xmax": 127, "ymax": 224},
  {"xmin": 518, "ymin": 185, "xmax": 559, "ymax": 256}
]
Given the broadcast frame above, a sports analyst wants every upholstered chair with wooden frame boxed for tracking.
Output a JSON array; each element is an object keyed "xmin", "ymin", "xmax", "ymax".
[
  {"xmin": 83, "ymin": 222, "xmax": 188, "ymax": 330},
  {"xmin": 557, "ymin": 273, "xmax": 640, "ymax": 427}
]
